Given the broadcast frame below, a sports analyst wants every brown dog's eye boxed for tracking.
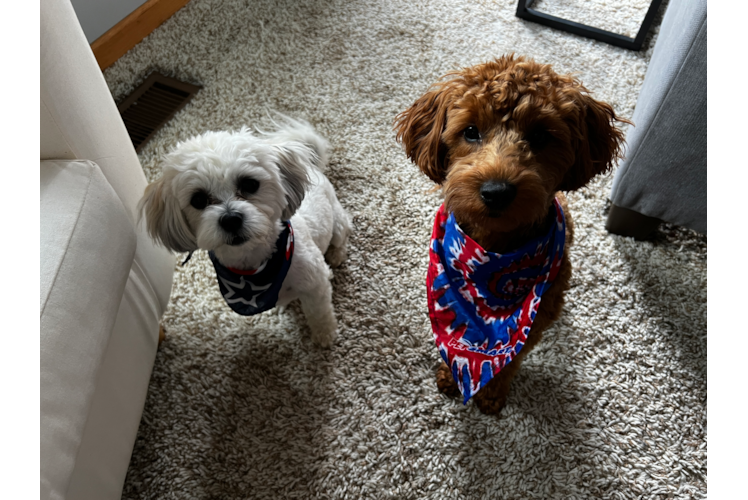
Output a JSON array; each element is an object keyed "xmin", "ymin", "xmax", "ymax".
[
  {"xmin": 190, "ymin": 191, "xmax": 208, "ymax": 210},
  {"xmin": 463, "ymin": 126, "xmax": 481, "ymax": 143},
  {"xmin": 238, "ymin": 177, "xmax": 260, "ymax": 196},
  {"xmin": 525, "ymin": 127, "xmax": 552, "ymax": 152}
]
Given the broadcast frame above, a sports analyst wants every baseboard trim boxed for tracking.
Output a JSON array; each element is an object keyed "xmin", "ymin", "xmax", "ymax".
[{"xmin": 90, "ymin": 0, "xmax": 191, "ymax": 70}]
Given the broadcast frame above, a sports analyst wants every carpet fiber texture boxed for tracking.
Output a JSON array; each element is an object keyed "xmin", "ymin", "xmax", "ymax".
[{"xmin": 104, "ymin": 0, "xmax": 706, "ymax": 498}]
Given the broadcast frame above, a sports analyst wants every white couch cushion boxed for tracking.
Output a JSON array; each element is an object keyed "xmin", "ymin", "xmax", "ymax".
[{"xmin": 40, "ymin": 160, "xmax": 137, "ymax": 500}]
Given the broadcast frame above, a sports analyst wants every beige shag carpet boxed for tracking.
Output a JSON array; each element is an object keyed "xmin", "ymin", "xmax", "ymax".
[{"xmin": 103, "ymin": 0, "xmax": 706, "ymax": 498}]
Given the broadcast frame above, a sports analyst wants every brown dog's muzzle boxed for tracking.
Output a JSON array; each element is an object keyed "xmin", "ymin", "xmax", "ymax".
[{"xmin": 479, "ymin": 180, "xmax": 517, "ymax": 214}]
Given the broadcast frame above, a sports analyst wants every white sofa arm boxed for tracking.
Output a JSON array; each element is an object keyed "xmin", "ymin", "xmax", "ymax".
[
  {"xmin": 40, "ymin": 0, "xmax": 176, "ymax": 498},
  {"xmin": 41, "ymin": 0, "xmax": 146, "ymax": 225}
]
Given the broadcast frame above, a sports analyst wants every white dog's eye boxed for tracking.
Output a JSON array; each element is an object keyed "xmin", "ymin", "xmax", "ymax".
[
  {"xmin": 190, "ymin": 191, "xmax": 208, "ymax": 210},
  {"xmin": 238, "ymin": 177, "xmax": 260, "ymax": 196}
]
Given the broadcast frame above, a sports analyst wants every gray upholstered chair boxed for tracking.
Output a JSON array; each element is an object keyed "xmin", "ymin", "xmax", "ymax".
[{"xmin": 606, "ymin": 0, "xmax": 707, "ymax": 238}]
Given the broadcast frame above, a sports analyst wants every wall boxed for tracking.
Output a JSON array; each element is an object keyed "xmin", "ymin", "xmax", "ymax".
[{"xmin": 70, "ymin": 0, "xmax": 149, "ymax": 43}]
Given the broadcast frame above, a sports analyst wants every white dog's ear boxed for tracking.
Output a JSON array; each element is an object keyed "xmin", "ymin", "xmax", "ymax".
[
  {"xmin": 138, "ymin": 177, "xmax": 197, "ymax": 253},
  {"xmin": 273, "ymin": 143, "xmax": 312, "ymax": 220}
]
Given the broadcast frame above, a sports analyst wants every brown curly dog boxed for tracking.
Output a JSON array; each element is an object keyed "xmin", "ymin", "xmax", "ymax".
[{"xmin": 395, "ymin": 54, "xmax": 629, "ymax": 415}]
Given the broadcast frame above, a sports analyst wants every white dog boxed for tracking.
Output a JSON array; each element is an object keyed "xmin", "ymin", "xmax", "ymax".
[{"xmin": 139, "ymin": 116, "xmax": 351, "ymax": 347}]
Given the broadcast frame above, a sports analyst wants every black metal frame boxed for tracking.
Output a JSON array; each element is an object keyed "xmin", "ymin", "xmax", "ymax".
[{"xmin": 515, "ymin": 0, "xmax": 664, "ymax": 51}]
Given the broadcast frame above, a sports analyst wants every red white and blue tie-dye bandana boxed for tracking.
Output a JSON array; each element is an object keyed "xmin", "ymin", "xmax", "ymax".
[
  {"xmin": 426, "ymin": 198, "xmax": 566, "ymax": 403},
  {"xmin": 208, "ymin": 221, "xmax": 294, "ymax": 316}
]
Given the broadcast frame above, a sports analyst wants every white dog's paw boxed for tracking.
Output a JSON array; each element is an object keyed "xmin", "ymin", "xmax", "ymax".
[
  {"xmin": 310, "ymin": 325, "xmax": 337, "ymax": 348},
  {"xmin": 325, "ymin": 245, "xmax": 348, "ymax": 268},
  {"xmin": 299, "ymin": 281, "xmax": 338, "ymax": 348}
]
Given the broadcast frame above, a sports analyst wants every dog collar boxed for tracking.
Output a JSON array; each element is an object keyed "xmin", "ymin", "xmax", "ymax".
[
  {"xmin": 208, "ymin": 221, "xmax": 294, "ymax": 316},
  {"xmin": 426, "ymin": 199, "xmax": 566, "ymax": 403}
]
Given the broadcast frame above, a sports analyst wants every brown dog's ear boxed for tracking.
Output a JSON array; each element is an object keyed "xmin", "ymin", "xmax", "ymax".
[
  {"xmin": 559, "ymin": 94, "xmax": 628, "ymax": 192},
  {"xmin": 394, "ymin": 83, "xmax": 452, "ymax": 184}
]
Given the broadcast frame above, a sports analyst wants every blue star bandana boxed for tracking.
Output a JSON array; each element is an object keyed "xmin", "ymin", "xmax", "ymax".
[
  {"xmin": 208, "ymin": 221, "xmax": 294, "ymax": 316},
  {"xmin": 427, "ymin": 199, "xmax": 566, "ymax": 403}
]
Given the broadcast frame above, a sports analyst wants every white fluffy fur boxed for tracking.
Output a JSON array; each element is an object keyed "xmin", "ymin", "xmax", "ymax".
[{"xmin": 139, "ymin": 116, "xmax": 352, "ymax": 347}]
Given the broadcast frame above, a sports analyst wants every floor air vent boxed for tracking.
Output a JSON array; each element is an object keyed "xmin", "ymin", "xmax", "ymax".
[{"xmin": 117, "ymin": 73, "xmax": 201, "ymax": 152}]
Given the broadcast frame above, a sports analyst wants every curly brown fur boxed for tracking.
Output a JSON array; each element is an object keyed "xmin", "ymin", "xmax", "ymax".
[{"xmin": 395, "ymin": 55, "xmax": 628, "ymax": 415}]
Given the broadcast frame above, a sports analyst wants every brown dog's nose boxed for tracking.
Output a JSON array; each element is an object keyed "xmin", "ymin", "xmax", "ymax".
[{"xmin": 480, "ymin": 181, "xmax": 517, "ymax": 212}]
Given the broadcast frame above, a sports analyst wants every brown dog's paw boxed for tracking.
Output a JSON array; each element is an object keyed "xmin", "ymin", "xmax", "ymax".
[
  {"xmin": 435, "ymin": 362, "xmax": 461, "ymax": 398},
  {"xmin": 473, "ymin": 391, "xmax": 508, "ymax": 416},
  {"xmin": 471, "ymin": 374, "xmax": 513, "ymax": 416}
]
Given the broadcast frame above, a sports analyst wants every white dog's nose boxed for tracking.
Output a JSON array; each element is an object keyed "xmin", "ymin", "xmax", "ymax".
[{"xmin": 219, "ymin": 212, "xmax": 244, "ymax": 233}]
